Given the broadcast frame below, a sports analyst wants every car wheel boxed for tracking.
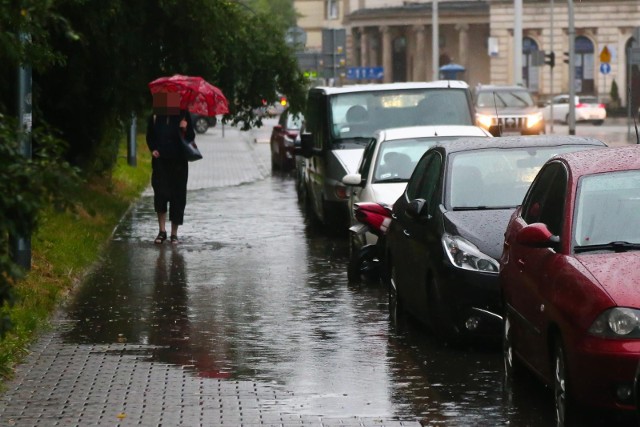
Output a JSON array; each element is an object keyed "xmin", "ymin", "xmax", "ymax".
[
  {"xmin": 348, "ymin": 244, "xmax": 378, "ymax": 283},
  {"xmin": 503, "ymin": 312, "xmax": 519, "ymax": 381},
  {"xmin": 194, "ymin": 117, "xmax": 209, "ymax": 134},
  {"xmin": 593, "ymin": 120, "xmax": 604, "ymax": 126},
  {"xmin": 554, "ymin": 336, "xmax": 575, "ymax": 427},
  {"xmin": 388, "ymin": 261, "xmax": 402, "ymax": 322},
  {"xmin": 564, "ymin": 114, "xmax": 570, "ymax": 125}
]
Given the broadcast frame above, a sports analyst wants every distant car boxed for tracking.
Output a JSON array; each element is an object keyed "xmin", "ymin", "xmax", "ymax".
[
  {"xmin": 474, "ymin": 85, "xmax": 545, "ymax": 135},
  {"xmin": 542, "ymin": 94, "xmax": 606, "ymax": 125},
  {"xmin": 191, "ymin": 113, "xmax": 217, "ymax": 134},
  {"xmin": 342, "ymin": 125, "xmax": 492, "ymax": 271},
  {"xmin": 270, "ymin": 109, "xmax": 303, "ymax": 171},
  {"xmin": 384, "ymin": 135, "xmax": 607, "ymax": 343},
  {"xmin": 500, "ymin": 145, "xmax": 640, "ymax": 426}
]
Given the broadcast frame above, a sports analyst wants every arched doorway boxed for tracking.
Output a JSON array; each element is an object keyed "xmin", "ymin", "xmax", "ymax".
[
  {"xmin": 523, "ymin": 37, "xmax": 540, "ymax": 91},
  {"xmin": 575, "ymin": 35, "xmax": 595, "ymax": 94},
  {"xmin": 626, "ymin": 38, "xmax": 640, "ymax": 110},
  {"xmin": 392, "ymin": 36, "xmax": 407, "ymax": 82}
]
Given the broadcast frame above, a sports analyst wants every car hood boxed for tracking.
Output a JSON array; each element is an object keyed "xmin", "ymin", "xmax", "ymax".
[
  {"xmin": 369, "ymin": 182, "xmax": 407, "ymax": 206},
  {"xmin": 334, "ymin": 149, "xmax": 365, "ymax": 175},
  {"xmin": 443, "ymin": 209, "xmax": 515, "ymax": 260},
  {"xmin": 575, "ymin": 252, "xmax": 640, "ymax": 306}
]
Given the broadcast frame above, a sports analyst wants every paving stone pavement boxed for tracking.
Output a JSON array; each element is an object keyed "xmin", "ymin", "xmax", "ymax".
[{"xmin": 0, "ymin": 122, "xmax": 421, "ymax": 427}]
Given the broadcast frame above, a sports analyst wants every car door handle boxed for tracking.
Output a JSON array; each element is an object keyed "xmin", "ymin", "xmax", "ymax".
[
  {"xmin": 391, "ymin": 213, "xmax": 398, "ymax": 220},
  {"xmin": 517, "ymin": 259, "xmax": 525, "ymax": 267},
  {"xmin": 403, "ymin": 229, "xmax": 411, "ymax": 237}
]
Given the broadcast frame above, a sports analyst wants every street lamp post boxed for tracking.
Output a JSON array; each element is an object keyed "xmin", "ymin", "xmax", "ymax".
[
  {"xmin": 432, "ymin": 0, "xmax": 439, "ymax": 80},
  {"xmin": 568, "ymin": 0, "xmax": 576, "ymax": 135},
  {"xmin": 514, "ymin": 0, "xmax": 523, "ymax": 86}
]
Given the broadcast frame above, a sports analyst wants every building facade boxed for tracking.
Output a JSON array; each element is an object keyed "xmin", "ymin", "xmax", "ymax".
[{"xmin": 294, "ymin": 0, "xmax": 640, "ymax": 106}]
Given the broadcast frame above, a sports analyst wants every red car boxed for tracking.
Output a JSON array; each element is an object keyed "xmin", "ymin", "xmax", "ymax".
[
  {"xmin": 269, "ymin": 109, "xmax": 303, "ymax": 171},
  {"xmin": 500, "ymin": 145, "xmax": 640, "ymax": 425}
]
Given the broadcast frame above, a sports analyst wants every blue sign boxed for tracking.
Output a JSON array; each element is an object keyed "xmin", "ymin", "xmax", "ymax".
[
  {"xmin": 600, "ymin": 62, "xmax": 611, "ymax": 75},
  {"xmin": 347, "ymin": 67, "xmax": 384, "ymax": 80}
]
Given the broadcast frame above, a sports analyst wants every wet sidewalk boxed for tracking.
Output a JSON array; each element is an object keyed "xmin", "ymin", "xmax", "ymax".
[{"xmin": 0, "ymin": 122, "xmax": 418, "ymax": 427}]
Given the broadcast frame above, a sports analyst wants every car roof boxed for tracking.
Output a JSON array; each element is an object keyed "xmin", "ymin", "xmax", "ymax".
[
  {"xmin": 376, "ymin": 125, "xmax": 491, "ymax": 141},
  {"xmin": 310, "ymin": 80, "xmax": 470, "ymax": 95},
  {"xmin": 431, "ymin": 135, "xmax": 607, "ymax": 155},
  {"xmin": 475, "ymin": 84, "xmax": 531, "ymax": 92},
  {"xmin": 549, "ymin": 145, "xmax": 640, "ymax": 177}
]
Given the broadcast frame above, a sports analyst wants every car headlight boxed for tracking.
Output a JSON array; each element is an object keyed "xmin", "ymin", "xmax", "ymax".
[
  {"xmin": 476, "ymin": 114, "xmax": 495, "ymax": 129},
  {"xmin": 526, "ymin": 112, "xmax": 544, "ymax": 129},
  {"xmin": 589, "ymin": 307, "xmax": 640, "ymax": 338},
  {"xmin": 442, "ymin": 233, "xmax": 499, "ymax": 273}
]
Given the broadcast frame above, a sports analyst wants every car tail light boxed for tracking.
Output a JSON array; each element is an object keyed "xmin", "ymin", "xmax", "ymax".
[
  {"xmin": 598, "ymin": 103, "xmax": 605, "ymax": 108},
  {"xmin": 576, "ymin": 103, "xmax": 586, "ymax": 108}
]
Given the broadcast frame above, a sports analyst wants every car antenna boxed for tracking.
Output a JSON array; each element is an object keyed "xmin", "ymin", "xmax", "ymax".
[
  {"xmin": 493, "ymin": 91, "xmax": 502, "ymax": 136},
  {"xmin": 630, "ymin": 87, "xmax": 640, "ymax": 144}
]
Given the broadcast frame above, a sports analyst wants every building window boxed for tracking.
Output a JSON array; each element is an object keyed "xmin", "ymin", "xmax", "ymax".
[{"xmin": 326, "ymin": 0, "xmax": 338, "ymax": 20}]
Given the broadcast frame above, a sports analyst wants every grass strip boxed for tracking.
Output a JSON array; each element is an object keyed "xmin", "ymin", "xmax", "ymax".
[{"xmin": 0, "ymin": 136, "xmax": 151, "ymax": 382}]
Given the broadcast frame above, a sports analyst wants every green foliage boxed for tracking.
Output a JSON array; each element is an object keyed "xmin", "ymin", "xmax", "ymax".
[
  {"xmin": 610, "ymin": 79, "xmax": 620, "ymax": 102},
  {"xmin": 0, "ymin": 114, "xmax": 80, "ymax": 338}
]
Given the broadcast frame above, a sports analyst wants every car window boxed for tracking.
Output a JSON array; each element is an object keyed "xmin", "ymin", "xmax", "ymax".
[
  {"xmin": 286, "ymin": 112, "xmax": 303, "ymax": 129},
  {"xmin": 573, "ymin": 170, "xmax": 640, "ymax": 247},
  {"xmin": 358, "ymin": 139, "xmax": 377, "ymax": 179},
  {"xmin": 447, "ymin": 146, "xmax": 580, "ymax": 210},
  {"xmin": 522, "ymin": 162, "xmax": 567, "ymax": 236},
  {"xmin": 415, "ymin": 153, "xmax": 443, "ymax": 209},
  {"xmin": 329, "ymin": 88, "xmax": 473, "ymax": 140},
  {"xmin": 579, "ymin": 96, "xmax": 598, "ymax": 105},
  {"xmin": 373, "ymin": 137, "xmax": 442, "ymax": 182}
]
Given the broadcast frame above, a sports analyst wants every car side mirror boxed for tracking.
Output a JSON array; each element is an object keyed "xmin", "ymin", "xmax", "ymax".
[
  {"xmin": 405, "ymin": 198, "xmax": 430, "ymax": 221},
  {"xmin": 342, "ymin": 173, "xmax": 364, "ymax": 187},
  {"xmin": 300, "ymin": 133, "xmax": 314, "ymax": 158},
  {"xmin": 516, "ymin": 222, "xmax": 560, "ymax": 248}
]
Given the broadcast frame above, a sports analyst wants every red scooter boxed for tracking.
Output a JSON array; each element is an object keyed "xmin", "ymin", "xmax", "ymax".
[{"xmin": 347, "ymin": 202, "xmax": 393, "ymax": 282}]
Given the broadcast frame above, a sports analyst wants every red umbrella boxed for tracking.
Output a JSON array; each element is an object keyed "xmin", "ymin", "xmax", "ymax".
[{"xmin": 148, "ymin": 74, "xmax": 229, "ymax": 116}]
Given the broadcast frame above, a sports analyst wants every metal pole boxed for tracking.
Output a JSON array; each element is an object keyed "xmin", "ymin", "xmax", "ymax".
[
  {"xmin": 549, "ymin": 0, "xmax": 554, "ymax": 134},
  {"xmin": 514, "ymin": 0, "xmax": 523, "ymax": 85},
  {"xmin": 12, "ymin": 32, "xmax": 32, "ymax": 270},
  {"xmin": 127, "ymin": 112, "xmax": 137, "ymax": 167},
  {"xmin": 568, "ymin": 0, "xmax": 576, "ymax": 135},
  {"xmin": 432, "ymin": 0, "xmax": 439, "ymax": 80}
]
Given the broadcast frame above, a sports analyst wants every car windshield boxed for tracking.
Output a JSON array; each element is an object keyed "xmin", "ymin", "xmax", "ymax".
[
  {"xmin": 330, "ymin": 89, "xmax": 473, "ymax": 140},
  {"xmin": 447, "ymin": 145, "xmax": 595, "ymax": 209},
  {"xmin": 579, "ymin": 96, "xmax": 599, "ymax": 105},
  {"xmin": 476, "ymin": 90, "xmax": 534, "ymax": 108},
  {"xmin": 573, "ymin": 170, "xmax": 640, "ymax": 249},
  {"xmin": 373, "ymin": 137, "xmax": 459, "ymax": 183}
]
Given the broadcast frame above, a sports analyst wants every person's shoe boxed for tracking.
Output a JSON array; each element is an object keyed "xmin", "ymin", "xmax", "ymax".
[
  {"xmin": 154, "ymin": 231, "xmax": 167, "ymax": 244},
  {"xmin": 170, "ymin": 235, "xmax": 179, "ymax": 245}
]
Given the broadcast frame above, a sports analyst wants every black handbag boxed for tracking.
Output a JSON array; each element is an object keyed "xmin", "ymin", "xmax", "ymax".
[{"xmin": 180, "ymin": 135, "xmax": 203, "ymax": 162}]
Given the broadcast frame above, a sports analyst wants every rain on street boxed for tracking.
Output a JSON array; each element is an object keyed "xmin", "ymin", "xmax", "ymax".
[{"xmin": 59, "ymin": 119, "xmax": 637, "ymax": 426}]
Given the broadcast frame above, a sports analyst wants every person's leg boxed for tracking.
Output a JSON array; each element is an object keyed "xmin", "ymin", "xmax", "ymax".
[
  {"xmin": 152, "ymin": 158, "xmax": 170, "ymax": 244},
  {"xmin": 168, "ymin": 161, "xmax": 188, "ymax": 244},
  {"xmin": 170, "ymin": 222, "xmax": 179, "ymax": 244}
]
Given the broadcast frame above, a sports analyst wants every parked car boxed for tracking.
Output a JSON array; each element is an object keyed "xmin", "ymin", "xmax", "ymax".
[
  {"xmin": 270, "ymin": 109, "xmax": 304, "ymax": 171},
  {"xmin": 385, "ymin": 135, "xmax": 607, "ymax": 343},
  {"xmin": 542, "ymin": 94, "xmax": 606, "ymax": 125},
  {"xmin": 191, "ymin": 113, "xmax": 217, "ymax": 134},
  {"xmin": 342, "ymin": 125, "xmax": 492, "ymax": 279},
  {"xmin": 501, "ymin": 145, "xmax": 640, "ymax": 425},
  {"xmin": 473, "ymin": 84, "xmax": 545, "ymax": 135},
  {"xmin": 299, "ymin": 81, "xmax": 477, "ymax": 231}
]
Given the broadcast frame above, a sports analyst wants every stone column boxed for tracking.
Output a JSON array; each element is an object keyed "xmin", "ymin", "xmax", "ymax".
[
  {"xmin": 381, "ymin": 26, "xmax": 392, "ymax": 83},
  {"xmin": 413, "ymin": 25, "xmax": 427, "ymax": 81},
  {"xmin": 360, "ymin": 27, "xmax": 368, "ymax": 67},
  {"xmin": 456, "ymin": 23, "xmax": 469, "ymax": 71}
]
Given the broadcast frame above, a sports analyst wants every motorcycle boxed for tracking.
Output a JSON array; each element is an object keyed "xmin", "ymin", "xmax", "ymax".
[{"xmin": 347, "ymin": 202, "xmax": 393, "ymax": 283}]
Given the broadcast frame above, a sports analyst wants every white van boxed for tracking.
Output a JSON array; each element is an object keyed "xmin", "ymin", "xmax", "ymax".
[{"xmin": 299, "ymin": 81, "xmax": 476, "ymax": 231}]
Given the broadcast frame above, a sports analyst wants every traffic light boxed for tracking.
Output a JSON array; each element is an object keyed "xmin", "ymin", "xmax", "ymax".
[
  {"xmin": 545, "ymin": 51, "xmax": 555, "ymax": 68},
  {"xmin": 563, "ymin": 52, "xmax": 569, "ymax": 64}
]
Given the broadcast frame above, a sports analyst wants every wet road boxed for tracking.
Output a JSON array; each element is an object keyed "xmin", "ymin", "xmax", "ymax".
[{"xmin": 7, "ymin": 119, "xmax": 637, "ymax": 426}]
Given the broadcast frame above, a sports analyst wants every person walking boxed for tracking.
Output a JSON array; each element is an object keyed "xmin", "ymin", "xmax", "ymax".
[{"xmin": 146, "ymin": 91, "xmax": 195, "ymax": 245}]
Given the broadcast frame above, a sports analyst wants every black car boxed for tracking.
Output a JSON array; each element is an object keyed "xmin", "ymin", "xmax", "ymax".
[
  {"xmin": 191, "ymin": 113, "xmax": 217, "ymax": 134},
  {"xmin": 384, "ymin": 135, "xmax": 607, "ymax": 343}
]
